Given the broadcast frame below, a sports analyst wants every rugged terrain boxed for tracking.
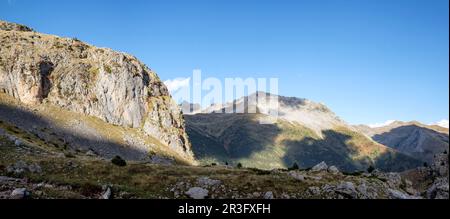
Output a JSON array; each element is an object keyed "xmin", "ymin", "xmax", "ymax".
[
  {"xmin": 0, "ymin": 132, "xmax": 435, "ymax": 199},
  {"xmin": 0, "ymin": 21, "xmax": 446, "ymax": 199},
  {"xmin": 0, "ymin": 20, "xmax": 194, "ymax": 163},
  {"xmin": 355, "ymin": 121, "xmax": 449, "ymax": 164},
  {"xmin": 186, "ymin": 93, "xmax": 422, "ymax": 172}
]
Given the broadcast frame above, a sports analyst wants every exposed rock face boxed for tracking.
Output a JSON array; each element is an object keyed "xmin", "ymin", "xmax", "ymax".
[
  {"xmin": 401, "ymin": 151, "xmax": 449, "ymax": 199},
  {"xmin": 426, "ymin": 152, "xmax": 449, "ymax": 199},
  {"xmin": 0, "ymin": 21, "xmax": 193, "ymax": 160}
]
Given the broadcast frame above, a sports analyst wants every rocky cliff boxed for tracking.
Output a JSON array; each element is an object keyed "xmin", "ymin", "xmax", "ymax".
[{"xmin": 0, "ymin": 20, "xmax": 194, "ymax": 161}]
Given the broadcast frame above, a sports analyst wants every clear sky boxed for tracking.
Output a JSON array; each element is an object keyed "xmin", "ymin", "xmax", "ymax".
[{"xmin": 1, "ymin": 0, "xmax": 448, "ymax": 125}]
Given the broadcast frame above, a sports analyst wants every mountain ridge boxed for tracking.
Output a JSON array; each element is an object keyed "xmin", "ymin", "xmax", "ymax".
[
  {"xmin": 186, "ymin": 93, "xmax": 422, "ymax": 172},
  {"xmin": 355, "ymin": 121, "xmax": 449, "ymax": 163}
]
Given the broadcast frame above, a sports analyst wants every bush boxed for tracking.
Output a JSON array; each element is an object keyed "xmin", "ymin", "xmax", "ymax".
[
  {"xmin": 111, "ymin": 156, "xmax": 126, "ymax": 167},
  {"xmin": 211, "ymin": 163, "xmax": 217, "ymax": 166},
  {"xmin": 288, "ymin": 162, "xmax": 299, "ymax": 171},
  {"xmin": 236, "ymin": 163, "xmax": 243, "ymax": 169},
  {"xmin": 367, "ymin": 165, "xmax": 375, "ymax": 173}
]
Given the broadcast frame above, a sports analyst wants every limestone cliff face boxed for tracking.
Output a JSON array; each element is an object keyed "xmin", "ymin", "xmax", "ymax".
[{"xmin": 0, "ymin": 21, "xmax": 193, "ymax": 160}]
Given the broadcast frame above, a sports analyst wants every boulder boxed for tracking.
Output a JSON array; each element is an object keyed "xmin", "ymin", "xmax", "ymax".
[
  {"xmin": 311, "ymin": 161, "xmax": 328, "ymax": 172},
  {"xmin": 335, "ymin": 182, "xmax": 357, "ymax": 199},
  {"xmin": 388, "ymin": 189, "xmax": 421, "ymax": 199},
  {"xmin": 308, "ymin": 187, "xmax": 321, "ymax": 196},
  {"xmin": 14, "ymin": 139, "xmax": 22, "ymax": 146},
  {"xmin": 28, "ymin": 163, "xmax": 42, "ymax": 173},
  {"xmin": 102, "ymin": 187, "xmax": 112, "ymax": 199},
  {"xmin": 263, "ymin": 191, "xmax": 274, "ymax": 199},
  {"xmin": 328, "ymin": 166, "xmax": 340, "ymax": 174},
  {"xmin": 10, "ymin": 188, "xmax": 29, "ymax": 199},
  {"xmin": 288, "ymin": 171, "xmax": 305, "ymax": 181},
  {"xmin": 427, "ymin": 177, "xmax": 449, "ymax": 199},
  {"xmin": 185, "ymin": 187, "xmax": 209, "ymax": 199}
]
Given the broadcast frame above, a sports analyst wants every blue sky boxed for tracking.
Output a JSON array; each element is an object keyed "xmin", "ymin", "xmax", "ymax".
[{"xmin": 1, "ymin": 0, "xmax": 448, "ymax": 125}]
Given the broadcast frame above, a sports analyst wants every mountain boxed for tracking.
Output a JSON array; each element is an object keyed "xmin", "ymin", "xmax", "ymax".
[
  {"xmin": 0, "ymin": 20, "xmax": 194, "ymax": 163},
  {"xmin": 0, "ymin": 20, "xmax": 442, "ymax": 200},
  {"xmin": 355, "ymin": 121, "xmax": 449, "ymax": 164},
  {"xmin": 186, "ymin": 92, "xmax": 422, "ymax": 172},
  {"xmin": 434, "ymin": 119, "xmax": 449, "ymax": 129}
]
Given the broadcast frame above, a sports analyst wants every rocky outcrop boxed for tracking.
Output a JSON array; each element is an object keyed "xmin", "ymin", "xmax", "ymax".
[
  {"xmin": 426, "ymin": 152, "xmax": 449, "ymax": 199},
  {"xmin": 0, "ymin": 21, "xmax": 33, "ymax": 32},
  {"xmin": 401, "ymin": 151, "xmax": 449, "ymax": 199},
  {"xmin": 0, "ymin": 21, "xmax": 193, "ymax": 160}
]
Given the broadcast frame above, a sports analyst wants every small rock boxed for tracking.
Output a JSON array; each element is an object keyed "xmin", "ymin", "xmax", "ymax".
[
  {"xmin": 185, "ymin": 187, "xmax": 209, "ymax": 199},
  {"xmin": 328, "ymin": 166, "xmax": 340, "ymax": 174},
  {"xmin": 102, "ymin": 187, "xmax": 112, "ymax": 199},
  {"xmin": 34, "ymin": 191, "xmax": 43, "ymax": 197},
  {"xmin": 197, "ymin": 177, "xmax": 222, "ymax": 187},
  {"xmin": 288, "ymin": 171, "xmax": 305, "ymax": 181},
  {"xmin": 10, "ymin": 188, "xmax": 29, "ymax": 199},
  {"xmin": 308, "ymin": 187, "xmax": 321, "ymax": 196},
  {"xmin": 357, "ymin": 183, "xmax": 369, "ymax": 198},
  {"xmin": 311, "ymin": 161, "xmax": 328, "ymax": 172},
  {"xmin": 336, "ymin": 182, "xmax": 357, "ymax": 198},
  {"xmin": 14, "ymin": 139, "xmax": 22, "ymax": 146},
  {"xmin": 388, "ymin": 189, "xmax": 421, "ymax": 199},
  {"xmin": 28, "ymin": 164, "xmax": 42, "ymax": 173},
  {"xmin": 263, "ymin": 191, "xmax": 274, "ymax": 199}
]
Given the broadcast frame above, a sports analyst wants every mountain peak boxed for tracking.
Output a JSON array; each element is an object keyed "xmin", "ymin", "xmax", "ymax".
[
  {"xmin": 198, "ymin": 92, "xmax": 343, "ymax": 134},
  {"xmin": 0, "ymin": 20, "xmax": 195, "ymax": 163}
]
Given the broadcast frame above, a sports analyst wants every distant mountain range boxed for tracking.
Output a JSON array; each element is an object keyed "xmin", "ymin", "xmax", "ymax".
[
  {"xmin": 355, "ymin": 121, "xmax": 449, "ymax": 164},
  {"xmin": 185, "ymin": 92, "xmax": 422, "ymax": 172}
]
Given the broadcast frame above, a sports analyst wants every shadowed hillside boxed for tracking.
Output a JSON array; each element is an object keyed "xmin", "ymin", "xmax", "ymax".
[
  {"xmin": 186, "ymin": 113, "xmax": 422, "ymax": 172},
  {"xmin": 356, "ymin": 121, "xmax": 449, "ymax": 163}
]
